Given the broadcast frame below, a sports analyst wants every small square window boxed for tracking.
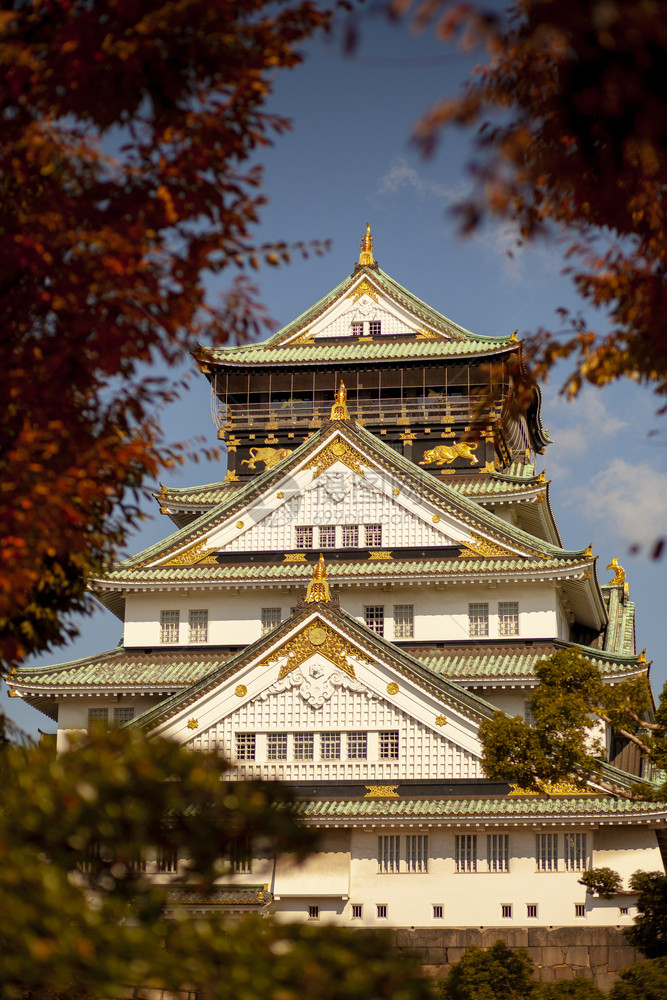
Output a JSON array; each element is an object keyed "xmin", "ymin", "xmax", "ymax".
[
  {"xmin": 377, "ymin": 904, "xmax": 388, "ymax": 919},
  {"xmin": 433, "ymin": 905, "xmax": 443, "ymax": 919},
  {"xmin": 342, "ymin": 524, "xmax": 359, "ymax": 547},
  {"xmin": 188, "ymin": 609, "xmax": 208, "ymax": 643},
  {"xmin": 320, "ymin": 732, "xmax": 341, "ymax": 759},
  {"xmin": 369, "ymin": 321, "xmax": 381, "ymax": 336},
  {"xmin": 113, "ymin": 707, "xmax": 134, "ymax": 727},
  {"xmin": 379, "ymin": 730, "xmax": 399, "ymax": 759},
  {"xmin": 308, "ymin": 905, "xmax": 319, "ymax": 920},
  {"xmin": 468, "ymin": 603, "xmax": 489, "ymax": 638},
  {"xmin": 267, "ymin": 733, "xmax": 287, "ymax": 760},
  {"xmin": 501, "ymin": 904, "xmax": 512, "ymax": 919},
  {"xmin": 527, "ymin": 904, "xmax": 538, "ymax": 919},
  {"xmin": 347, "ymin": 732, "xmax": 368, "ymax": 759},
  {"xmin": 352, "ymin": 904, "xmax": 363, "ymax": 919},
  {"xmin": 160, "ymin": 610, "xmax": 179, "ymax": 644},
  {"xmin": 499, "ymin": 601, "xmax": 519, "ymax": 636},
  {"xmin": 295, "ymin": 526, "xmax": 313, "ymax": 548},
  {"xmin": 351, "ymin": 322, "xmax": 364, "ymax": 337},
  {"xmin": 293, "ymin": 733, "xmax": 314, "ymax": 760},
  {"xmin": 261, "ymin": 607, "xmax": 281, "ymax": 635},
  {"xmin": 235, "ymin": 733, "xmax": 256, "ymax": 761},
  {"xmin": 619, "ymin": 906, "xmax": 629, "ymax": 916},
  {"xmin": 88, "ymin": 708, "xmax": 109, "ymax": 730},
  {"xmin": 319, "ymin": 525, "xmax": 336, "ymax": 548},
  {"xmin": 365, "ymin": 523, "xmax": 382, "ymax": 547},
  {"xmin": 364, "ymin": 605, "xmax": 384, "ymax": 636},
  {"xmin": 575, "ymin": 903, "xmax": 586, "ymax": 918},
  {"xmin": 393, "ymin": 604, "xmax": 414, "ymax": 639}
]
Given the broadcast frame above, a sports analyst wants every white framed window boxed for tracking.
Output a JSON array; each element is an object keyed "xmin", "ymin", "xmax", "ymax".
[
  {"xmin": 347, "ymin": 732, "xmax": 367, "ymax": 759},
  {"xmin": 113, "ymin": 707, "xmax": 134, "ymax": 727},
  {"xmin": 574, "ymin": 903, "xmax": 586, "ymax": 918},
  {"xmin": 501, "ymin": 904, "xmax": 513, "ymax": 919},
  {"xmin": 188, "ymin": 608, "xmax": 208, "ymax": 643},
  {"xmin": 308, "ymin": 905, "xmax": 319, "ymax": 919},
  {"xmin": 393, "ymin": 604, "xmax": 414, "ymax": 639},
  {"xmin": 365, "ymin": 523, "xmax": 382, "ymax": 547},
  {"xmin": 319, "ymin": 525, "xmax": 336, "ymax": 548},
  {"xmin": 267, "ymin": 733, "xmax": 288, "ymax": 760},
  {"xmin": 487, "ymin": 834, "xmax": 509, "ymax": 873},
  {"xmin": 261, "ymin": 607, "xmax": 281, "ymax": 635},
  {"xmin": 468, "ymin": 603, "xmax": 489, "ymax": 638},
  {"xmin": 536, "ymin": 833, "xmax": 558, "ymax": 872},
  {"xmin": 564, "ymin": 833, "xmax": 587, "ymax": 871},
  {"xmin": 235, "ymin": 733, "xmax": 256, "ymax": 761},
  {"xmin": 455, "ymin": 834, "xmax": 477, "ymax": 872},
  {"xmin": 499, "ymin": 601, "xmax": 519, "ymax": 636},
  {"xmin": 342, "ymin": 524, "xmax": 359, "ymax": 547},
  {"xmin": 369, "ymin": 321, "xmax": 381, "ymax": 336},
  {"xmin": 352, "ymin": 904, "xmax": 363, "ymax": 919},
  {"xmin": 527, "ymin": 904, "xmax": 538, "ymax": 919},
  {"xmin": 351, "ymin": 322, "xmax": 363, "ymax": 336},
  {"xmin": 157, "ymin": 847, "xmax": 179, "ymax": 874},
  {"xmin": 619, "ymin": 906, "xmax": 629, "ymax": 916},
  {"xmin": 295, "ymin": 526, "xmax": 313, "ymax": 548},
  {"xmin": 160, "ymin": 609, "xmax": 179, "ymax": 644},
  {"xmin": 378, "ymin": 836, "xmax": 400, "ymax": 874},
  {"xmin": 433, "ymin": 905, "xmax": 443, "ymax": 919},
  {"xmin": 88, "ymin": 707, "xmax": 109, "ymax": 729},
  {"xmin": 320, "ymin": 732, "xmax": 341, "ymax": 759},
  {"xmin": 405, "ymin": 835, "xmax": 428, "ymax": 873},
  {"xmin": 379, "ymin": 730, "xmax": 399, "ymax": 759},
  {"xmin": 364, "ymin": 605, "xmax": 384, "ymax": 636},
  {"xmin": 293, "ymin": 733, "xmax": 314, "ymax": 759},
  {"xmin": 377, "ymin": 904, "xmax": 388, "ymax": 919}
]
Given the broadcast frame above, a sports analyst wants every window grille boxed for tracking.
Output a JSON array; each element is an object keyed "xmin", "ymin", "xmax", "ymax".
[
  {"xmin": 501, "ymin": 904, "xmax": 513, "ymax": 919},
  {"xmin": 468, "ymin": 603, "xmax": 489, "ymax": 638},
  {"xmin": 80, "ymin": 841, "xmax": 101, "ymax": 873},
  {"xmin": 320, "ymin": 732, "xmax": 341, "ymax": 759},
  {"xmin": 157, "ymin": 847, "xmax": 178, "ymax": 874},
  {"xmin": 619, "ymin": 906, "xmax": 629, "ymax": 916},
  {"xmin": 379, "ymin": 730, "xmax": 399, "ymax": 759},
  {"xmin": 499, "ymin": 601, "xmax": 519, "ymax": 636},
  {"xmin": 364, "ymin": 605, "xmax": 384, "ymax": 636},
  {"xmin": 487, "ymin": 834, "xmax": 509, "ymax": 873},
  {"xmin": 405, "ymin": 835, "xmax": 428, "ymax": 873},
  {"xmin": 308, "ymin": 905, "xmax": 319, "ymax": 919},
  {"xmin": 267, "ymin": 733, "xmax": 288, "ymax": 760},
  {"xmin": 159, "ymin": 610, "xmax": 179, "ymax": 644},
  {"xmin": 235, "ymin": 733, "xmax": 256, "ymax": 761},
  {"xmin": 188, "ymin": 608, "xmax": 208, "ymax": 643},
  {"xmin": 295, "ymin": 526, "xmax": 313, "ymax": 548},
  {"xmin": 524, "ymin": 702, "xmax": 536, "ymax": 727},
  {"xmin": 230, "ymin": 840, "xmax": 252, "ymax": 874},
  {"xmin": 261, "ymin": 607, "xmax": 281, "ymax": 634},
  {"xmin": 88, "ymin": 708, "xmax": 109, "ymax": 730},
  {"xmin": 113, "ymin": 707, "xmax": 134, "ymax": 727},
  {"xmin": 351, "ymin": 322, "xmax": 363, "ymax": 336},
  {"xmin": 564, "ymin": 833, "xmax": 586, "ymax": 871},
  {"xmin": 342, "ymin": 524, "xmax": 359, "ymax": 547},
  {"xmin": 128, "ymin": 847, "xmax": 146, "ymax": 873},
  {"xmin": 377, "ymin": 904, "xmax": 388, "ymax": 919},
  {"xmin": 433, "ymin": 905, "xmax": 443, "ymax": 919},
  {"xmin": 347, "ymin": 732, "xmax": 367, "ymax": 759},
  {"xmin": 536, "ymin": 833, "xmax": 558, "ymax": 872},
  {"xmin": 527, "ymin": 904, "xmax": 538, "ymax": 919},
  {"xmin": 393, "ymin": 604, "xmax": 414, "ymax": 639},
  {"xmin": 352, "ymin": 904, "xmax": 363, "ymax": 919},
  {"xmin": 319, "ymin": 525, "xmax": 336, "ymax": 548},
  {"xmin": 369, "ymin": 321, "xmax": 382, "ymax": 336},
  {"xmin": 293, "ymin": 733, "xmax": 314, "ymax": 759},
  {"xmin": 365, "ymin": 523, "xmax": 382, "ymax": 547},
  {"xmin": 455, "ymin": 834, "xmax": 477, "ymax": 872},
  {"xmin": 378, "ymin": 836, "xmax": 400, "ymax": 874},
  {"xmin": 575, "ymin": 903, "xmax": 586, "ymax": 918}
]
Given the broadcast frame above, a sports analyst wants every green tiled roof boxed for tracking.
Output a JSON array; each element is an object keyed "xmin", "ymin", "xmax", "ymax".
[
  {"xmin": 603, "ymin": 585, "xmax": 637, "ymax": 657},
  {"xmin": 451, "ymin": 477, "xmax": 543, "ymax": 498},
  {"xmin": 166, "ymin": 886, "xmax": 270, "ymax": 907}
]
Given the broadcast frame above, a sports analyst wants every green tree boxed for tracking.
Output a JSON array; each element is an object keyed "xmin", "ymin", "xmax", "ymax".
[
  {"xmin": 579, "ymin": 868, "xmax": 623, "ymax": 900},
  {"xmin": 608, "ymin": 957, "xmax": 667, "ymax": 1000},
  {"xmin": 624, "ymin": 872, "xmax": 667, "ymax": 958},
  {"xmin": 439, "ymin": 940, "xmax": 537, "ymax": 1000},
  {"xmin": 539, "ymin": 983, "xmax": 606, "ymax": 1000}
]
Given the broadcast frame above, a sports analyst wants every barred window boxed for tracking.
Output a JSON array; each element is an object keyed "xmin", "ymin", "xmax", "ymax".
[
  {"xmin": 347, "ymin": 732, "xmax": 367, "ymax": 759},
  {"xmin": 393, "ymin": 604, "xmax": 414, "ymax": 639},
  {"xmin": 378, "ymin": 836, "xmax": 400, "ymax": 874},
  {"xmin": 88, "ymin": 707, "xmax": 109, "ymax": 730},
  {"xmin": 113, "ymin": 707, "xmax": 134, "ymax": 727},
  {"xmin": 433, "ymin": 905, "xmax": 443, "ymax": 919},
  {"xmin": 230, "ymin": 839, "xmax": 252, "ymax": 874},
  {"xmin": 487, "ymin": 834, "xmax": 509, "ymax": 873},
  {"xmin": 527, "ymin": 904, "xmax": 538, "ymax": 919},
  {"xmin": 293, "ymin": 733, "xmax": 314, "ymax": 759},
  {"xmin": 319, "ymin": 525, "xmax": 336, "ymax": 548},
  {"xmin": 377, "ymin": 904, "xmax": 388, "ymax": 918},
  {"xmin": 157, "ymin": 847, "xmax": 178, "ymax": 874},
  {"xmin": 536, "ymin": 833, "xmax": 558, "ymax": 872},
  {"xmin": 364, "ymin": 605, "xmax": 384, "ymax": 636},
  {"xmin": 188, "ymin": 608, "xmax": 208, "ymax": 643},
  {"xmin": 308, "ymin": 905, "xmax": 319, "ymax": 919},
  {"xmin": 342, "ymin": 524, "xmax": 359, "ymax": 547},
  {"xmin": 499, "ymin": 601, "xmax": 519, "ymax": 637},
  {"xmin": 267, "ymin": 733, "xmax": 288, "ymax": 760},
  {"xmin": 128, "ymin": 847, "xmax": 146, "ymax": 873},
  {"xmin": 455, "ymin": 834, "xmax": 477, "ymax": 872},
  {"xmin": 351, "ymin": 322, "xmax": 363, "ymax": 336},
  {"xmin": 235, "ymin": 733, "xmax": 256, "ymax": 761},
  {"xmin": 405, "ymin": 835, "xmax": 428, "ymax": 873},
  {"xmin": 564, "ymin": 833, "xmax": 587, "ymax": 872},
  {"xmin": 524, "ymin": 702, "xmax": 536, "ymax": 727},
  {"xmin": 295, "ymin": 526, "xmax": 313, "ymax": 548},
  {"xmin": 80, "ymin": 841, "xmax": 101, "ymax": 873},
  {"xmin": 369, "ymin": 321, "xmax": 382, "ymax": 336},
  {"xmin": 352, "ymin": 904, "xmax": 363, "ymax": 919},
  {"xmin": 261, "ymin": 607, "xmax": 281, "ymax": 635},
  {"xmin": 501, "ymin": 904, "xmax": 513, "ymax": 919},
  {"xmin": 320, "ymin": 732, "xmax": 341, "ymax": 759},
  {"xmin": 379, "ymin": 730, "xmax": 399, "ymax": 759},
  {"xmin": 160, "ymin": 609, "xmax": 179, "ymax": 644},
  {"xmin": 365, "ymin": 523, "xmax": 382, "ymax": 547},
  {"xmin": 575, "ymin": 903, "xmax": 586, "ymax": 918},
  {"xmin": 468, "ymin": 603, "xmax": 489, "ymax": 638}
]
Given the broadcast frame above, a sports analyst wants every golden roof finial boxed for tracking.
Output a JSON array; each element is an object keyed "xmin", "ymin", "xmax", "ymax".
[
  {"xmin": 305, "ymin": 554, "xmax": 331, "ymax": 604},
  {"xmin": 358, "ymin": 222, "xmax": 374, "ymax": 266},
  {"xmin": 637, "ymin": 648, "xmax": 647, "ymax": 664},
  {"xmin": 605, "ymin": 556, "xmax": 626, "ymax": 585},
  {"xmin": 584, "ymin": 542, "xmax": 593, "ymax": 557},
  {"xmin": 330, "ymin": 380, "xmax": 349, "ymax": 420},
  {"xmin": 510, "ymin": 330, "xmax": 518, "ymax": 342}
]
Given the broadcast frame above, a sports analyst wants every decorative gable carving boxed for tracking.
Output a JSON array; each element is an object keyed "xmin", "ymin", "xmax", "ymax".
[{"xmin": 258, "ymin": 659, "xmax": 374, "ymax": 709}]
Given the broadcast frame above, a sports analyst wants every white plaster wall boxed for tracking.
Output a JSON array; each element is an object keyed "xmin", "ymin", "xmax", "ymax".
[
  {"xmin": 305, "ymin": 290, "xmax": 426, "ymax": 341},
  {"xmin": 56, "ymin": 695, "xmax": 160, "ymax": 752}
]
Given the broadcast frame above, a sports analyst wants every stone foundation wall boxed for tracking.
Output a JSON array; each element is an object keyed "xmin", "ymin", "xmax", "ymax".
[{"xmin": 389, "ymin": 926, "xmax": 641, "ymax": 991}]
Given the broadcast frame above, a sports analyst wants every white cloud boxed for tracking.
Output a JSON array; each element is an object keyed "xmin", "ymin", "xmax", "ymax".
[
  {"xmin": 570, "ymin": 458, "xmax": 667, "ymax": 546},
  {"xmin": 377, "ymin": 156, "xmax": 468, "ymax": 206}
]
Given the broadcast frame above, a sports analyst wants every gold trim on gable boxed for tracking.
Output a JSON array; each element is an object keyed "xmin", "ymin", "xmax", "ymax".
[
  {"xmin": 347, "ymin": 278, "xmax": 378, "ymax": 304},
  {"xmin": 303, "ymin": 439, "xmax": 370, "ymax": 480},
  {"xmin": 258, "ymin": 618, "xmax": 372, "ymax": 681},
  {"xmin": 458, "ymin": 531, "xmax": 518, "ymax": 560},
  {"xmin": 163, "ymin": 539, "xmax": 215, "ymax": 566}
]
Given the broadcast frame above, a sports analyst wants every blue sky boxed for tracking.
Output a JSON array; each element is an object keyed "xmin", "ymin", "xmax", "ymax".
[{"xmin": 5, "ymin": 12, "xmax": 667, "ymax": 735}]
